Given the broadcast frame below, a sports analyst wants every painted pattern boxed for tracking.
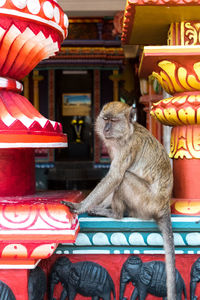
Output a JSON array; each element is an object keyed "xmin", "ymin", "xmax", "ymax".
[
  {"xmin": 0, "ymin": 191, "xmax": 81, "ymax": 268},
  {"xmin": 0, "ymin": 89, "xmax": 67, "ymax": 148},
  {"xmin": 0, "ymin": 21, "xmax": 59, "ymax": 80},
  {"xmin": 152, "ymin": 60, "xmax": 200, "ymax": 94},
  {"xmin": 0, "ymin": 3, "xmax": 69, "ymax": 147},
  {"xmin": 56, "ymin": 215, "xmax": 200, "ymax": 255},
  {"xmin": 0, "ymin": 0, "xmax": 68, "ymax": 39}
]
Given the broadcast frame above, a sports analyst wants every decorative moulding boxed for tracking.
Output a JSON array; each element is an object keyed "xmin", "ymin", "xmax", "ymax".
[
  {"xmin": 56, "ymin": 215, "xmax": 200, "ymax": 255},
  {"xmin": 122, "ymin": 0, "xmax": 200, "ymax": 45},
  {"xmin": 0, "ymin": 0, "xmax": 68, "ymax": 39},
  {"xmin": 0, "ymin": 191, "xmax": 81, "ymax": 268}
]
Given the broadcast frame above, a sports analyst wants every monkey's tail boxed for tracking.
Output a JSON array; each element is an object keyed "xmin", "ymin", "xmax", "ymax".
[{"xmin": 157, "ymin": 209, "xmax": 176, "ymax": 300}]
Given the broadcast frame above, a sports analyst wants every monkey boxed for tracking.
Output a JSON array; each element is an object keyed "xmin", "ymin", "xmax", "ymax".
[{"xmin": 62, "ymin": 101, "xmax": 176, "ymax": 300}]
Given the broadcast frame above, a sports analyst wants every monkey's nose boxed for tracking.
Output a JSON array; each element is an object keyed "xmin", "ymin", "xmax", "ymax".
[{"xmin": 104, "ymin": 122, "xmax": 111, "ymax": 132}]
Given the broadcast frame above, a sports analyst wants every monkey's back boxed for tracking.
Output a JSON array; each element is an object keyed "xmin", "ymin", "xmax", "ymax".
[
  {"xmin": 119, "ymin": 122, "xmax": 174, "ymax": 218},
  {"xmin": 130, "ymin": 122, "xmax": 173, "ymax": 195}
]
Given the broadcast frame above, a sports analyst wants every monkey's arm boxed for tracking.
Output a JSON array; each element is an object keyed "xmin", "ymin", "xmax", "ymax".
[
  {"xmin": 64, "ymin": 169, "xmax": 123, "ymax": 213},
  {"xmin": 62, "ymin": 155, "xmax": 133, "ymax": 214}
]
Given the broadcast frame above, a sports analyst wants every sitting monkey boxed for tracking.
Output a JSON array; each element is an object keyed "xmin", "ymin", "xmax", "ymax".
[{"xmin": 63, "ymin": 101, "xmax": 176, "ymax": 300}]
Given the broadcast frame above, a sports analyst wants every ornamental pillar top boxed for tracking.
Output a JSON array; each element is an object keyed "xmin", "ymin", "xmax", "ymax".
[
  {"xmin": 122, "ymin": 0, "xmax": 200, "ymax": 46},
  {"xmin": 0, "ymin": 0, "xmax": 69, "ymax": 148},
  {"xmin": 0, "ymin": 0, "xmax": 68, "ymax": 40}
]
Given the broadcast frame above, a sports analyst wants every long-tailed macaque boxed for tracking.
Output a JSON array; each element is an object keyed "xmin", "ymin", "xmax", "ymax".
[{"xmin": 62, "ymin": 101, "xmax": 176, "ymax": 300}]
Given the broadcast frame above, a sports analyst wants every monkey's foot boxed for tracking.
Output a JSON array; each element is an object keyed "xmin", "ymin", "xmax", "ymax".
[
  {"xmin": 88, "ymin": 207, "xmax": 117, "ymax": 218},
  {"xmin": 61, "ymin": 201, "xmax": 80, "ymax": 213}
]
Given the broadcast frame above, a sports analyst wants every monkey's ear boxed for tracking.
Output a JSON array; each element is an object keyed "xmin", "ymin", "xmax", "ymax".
[{"xmin": 129, "ymin": 107, "xmax": 137, "ymax": 123}]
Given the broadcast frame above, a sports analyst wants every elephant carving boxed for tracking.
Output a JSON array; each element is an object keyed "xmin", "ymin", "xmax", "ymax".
[
  {"xmin": 28, "ymin": 266, "xmax": 46, "ymax": 300},
  {"xmin": 0, "ymin": 280, "xmax": 16, "ymax": 300},
  {"xmin": 190, "ymin": 257, "xmax": 200, "ymax": 300},
  {"xmin": 49, "ymin": 257, "xmax": 116, "ymax": 300},
  {"xmin": 120, "ymin": 256, "xmax": 186, "ymax": 300}
]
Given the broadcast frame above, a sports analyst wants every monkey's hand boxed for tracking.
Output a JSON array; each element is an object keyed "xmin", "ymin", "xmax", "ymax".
[{"xmin": 61, "ymin": 201, "xmax": 80, "ymax": 213}]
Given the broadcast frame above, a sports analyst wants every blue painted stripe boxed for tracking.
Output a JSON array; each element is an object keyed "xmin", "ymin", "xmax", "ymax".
[{"xmin": 78, "ymin": 215, "xmax": 200, "ymax": 231}]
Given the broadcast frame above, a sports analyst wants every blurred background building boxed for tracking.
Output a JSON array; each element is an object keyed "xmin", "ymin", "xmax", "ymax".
[{"xmin": 33, "ymin": 0, "xmax": 147, "ymax": 191}]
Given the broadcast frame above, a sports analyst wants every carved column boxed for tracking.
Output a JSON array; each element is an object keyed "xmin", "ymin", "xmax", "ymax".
[
  {"xmin": 94, "ymin": 69, "xmax": 101, "ymax": 163},
  {"xmin": 32, "ymin": 70, "xmax": 44, "ymax": 111},
  {"xmin": 139, "ymin": 78, "xmax": 163, "ymax": 143},
  {"xmin": 21, "ymin": 75, "xmax": 29, "ymax": 99},
  {"xmin": 150, "ymin": 21, "xmax": 200, "ymax": 215},
  {"xmin": 109, "ymin": 69, "xmax": 120, "ymax": 101},
  {"xmin": 48, "ymin": 69, "xmax": 55, "ymax": 162}
]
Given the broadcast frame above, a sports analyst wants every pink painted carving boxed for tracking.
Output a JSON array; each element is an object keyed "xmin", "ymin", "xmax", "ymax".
[
  {"xmin": 0, "ymin": 88, "xmax": 67, "ymax": 147},
  {"xmin": 0, "ymin": 2, "xmax": 69, "ymax": 147}
]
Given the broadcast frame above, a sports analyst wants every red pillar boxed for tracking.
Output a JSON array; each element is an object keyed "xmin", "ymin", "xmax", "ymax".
[{"xmin": 0, "ymin": 149, "xmax": 35, "ymax": 196}]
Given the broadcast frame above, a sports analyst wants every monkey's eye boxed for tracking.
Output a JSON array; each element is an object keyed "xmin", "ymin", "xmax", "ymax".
[
  {"xmin": 103, "ymin": 117, "xmax": 108, "ymax": 121},
  {"xmin": 111, "ymin": 118, "xmax": 119, "ymax": 122}
]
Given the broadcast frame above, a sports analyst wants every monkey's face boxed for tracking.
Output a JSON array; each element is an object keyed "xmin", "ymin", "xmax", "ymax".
[{"xmin": 96, "ymin": 102, "xmax": 132, "ymax": 140}]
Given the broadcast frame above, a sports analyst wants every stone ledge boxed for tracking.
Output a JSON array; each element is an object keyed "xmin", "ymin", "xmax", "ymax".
[{"xmin": 56, "ymin": 214, "xmax": 200, "ymax": 255}]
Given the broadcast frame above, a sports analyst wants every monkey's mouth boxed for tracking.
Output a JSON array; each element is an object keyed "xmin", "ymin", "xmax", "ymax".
[
  {"xmin": 104, "ymin": 135, "xmax": 114, "ymax": 139},
  {"xmin": 103, "ymin": 131, "xmax": 113, "ymax": 139}
]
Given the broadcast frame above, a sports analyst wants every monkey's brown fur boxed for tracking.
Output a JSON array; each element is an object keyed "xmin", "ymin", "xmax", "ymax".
[{"xmin": 63, "ymin": 101, "xmax": 176, "ymax": 300}]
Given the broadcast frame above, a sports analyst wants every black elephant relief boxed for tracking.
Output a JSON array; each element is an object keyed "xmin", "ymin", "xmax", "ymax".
[
  {"xmin": 49, "ymin": 257, "xmax": 116, "ymax": 300},
  {"xmin": 120, "ymin": 256, "xmax": 186, "ymax": 300},
  {"xmin": 28, "ymin": 266, "xmax": 46, "ymax": 300},
  {"xmin": 0, "ymin": 280, "xmax": 16, "ymax": 300},
  {"xmin": 190, "ymin": 257, "xmax": 200, "ymax": 300}
]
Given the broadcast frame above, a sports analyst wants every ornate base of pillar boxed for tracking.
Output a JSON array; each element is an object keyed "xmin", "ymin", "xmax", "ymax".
[{"xmin": 0, "ymin": 191, "xmax": 82, "ymax": 269}]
